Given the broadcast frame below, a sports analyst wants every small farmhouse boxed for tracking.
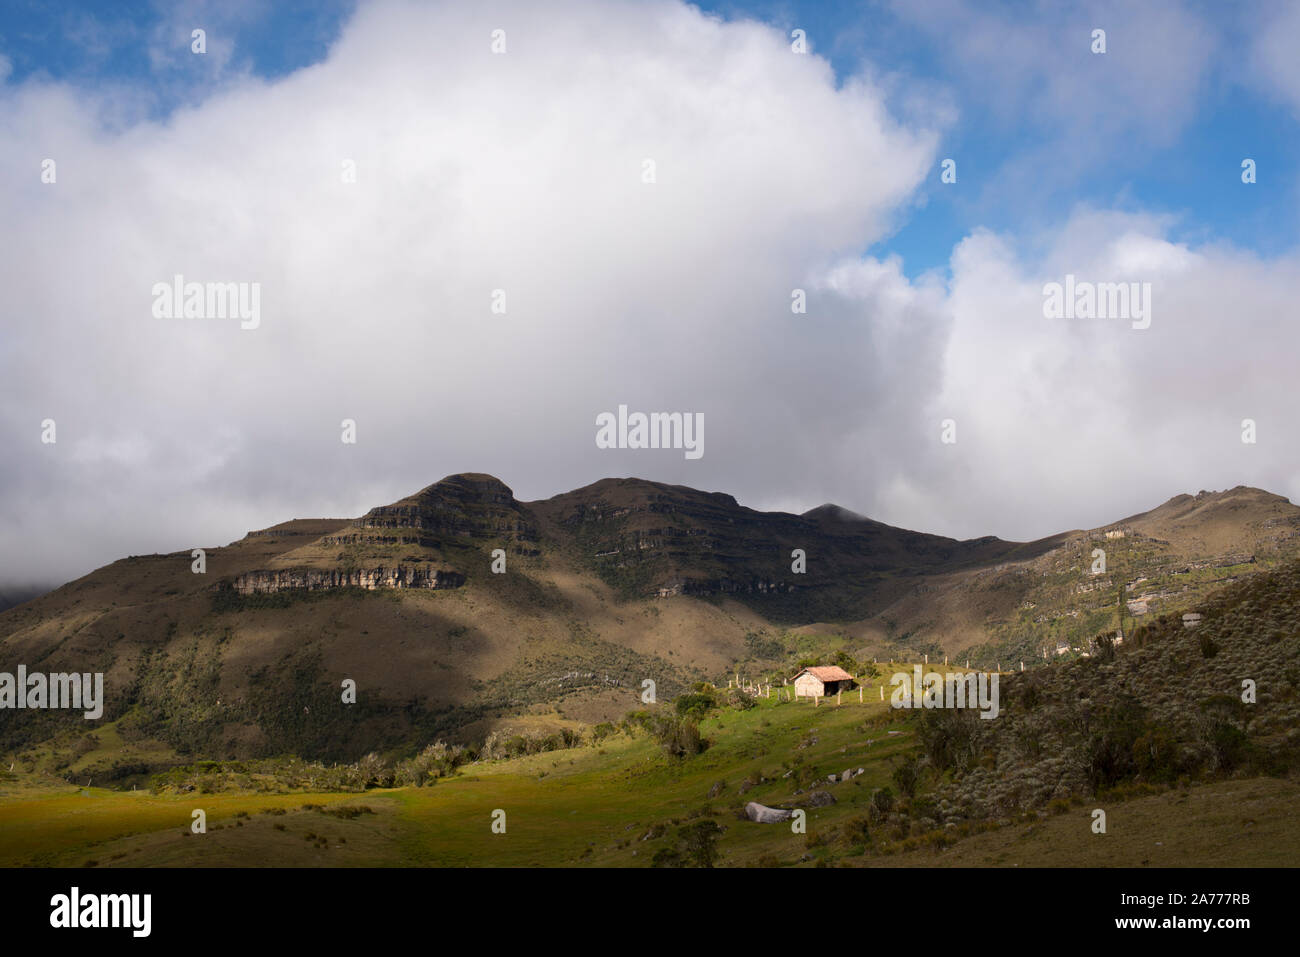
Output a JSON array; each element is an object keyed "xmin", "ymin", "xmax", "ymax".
[{"xmin": 791, "ymin": 665, "xmax": 855, "ymax": 698}]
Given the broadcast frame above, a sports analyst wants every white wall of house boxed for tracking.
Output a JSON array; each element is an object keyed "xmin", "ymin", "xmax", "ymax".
[{"xmin": 793, "ymin": 673, "xmax": 824, "ymax": 698}]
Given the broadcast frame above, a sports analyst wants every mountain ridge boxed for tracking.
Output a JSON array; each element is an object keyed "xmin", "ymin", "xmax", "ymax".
[{"xmin": 2, "ymin": 474, "xmax": 1297, "ymax": 768}]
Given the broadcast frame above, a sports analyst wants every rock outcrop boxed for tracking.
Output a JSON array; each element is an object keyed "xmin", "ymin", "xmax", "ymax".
[
  {"xmin": 656, "ymin": 578, "xmax": 798, "ymax": 598},
  {"xmin": 744, "ymin": 802, "xmax": 793, "ymax": 823},
  {"xmin": 231, "ymin": 565, "xmax": 464, "ymax": 594},
  {"xmin": 333, "ymin": 473, "xmax": 541, "ymax": 555}
]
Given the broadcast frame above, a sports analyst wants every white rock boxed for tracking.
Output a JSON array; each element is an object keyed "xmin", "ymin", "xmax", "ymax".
[{"xmin": 745, "ymin": 802, "xmax": 793, "ymax": 823}]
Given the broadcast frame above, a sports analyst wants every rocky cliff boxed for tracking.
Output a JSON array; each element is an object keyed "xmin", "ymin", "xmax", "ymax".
[{"xmin": 231, "ymin": 565, "xmax": 464, "ymax": 594}]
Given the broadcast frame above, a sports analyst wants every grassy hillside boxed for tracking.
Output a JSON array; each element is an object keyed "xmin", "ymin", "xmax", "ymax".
[
  {"xmin": 2, "ymin": 476, "xmax": 1297, "ymax": 772},
  {"xmin": 902, "ymin": 558, "xmax": 1300, "ymax": 836},
  {"xmin": 2, "ymin": 554, "xmax": 1297, "ymax": 867},
  {"xmin": 3, "ymin": 650, "xmax": 1297, "ymax": 867}
]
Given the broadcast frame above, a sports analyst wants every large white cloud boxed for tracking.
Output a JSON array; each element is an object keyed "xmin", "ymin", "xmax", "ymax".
[
  {"xmin": 1252, "ymin": 0, "xmax": 1300, "ymax": 117},
  {"xmin": 1, "ymin": 0, "xmax": 1297, "ymax": 589},
  {"xmin": 0, "ymin": 0, "xmax": 941, "ymax": 584},
  {"xmin": 876, "ymin": 209, "xmax": 1300, "ymax": 541}
]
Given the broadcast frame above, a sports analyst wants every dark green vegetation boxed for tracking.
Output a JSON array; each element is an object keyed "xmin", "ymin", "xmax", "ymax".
[{"xmin": 907, "ymin": 560, "xmax": 1300, "ymax": 833}]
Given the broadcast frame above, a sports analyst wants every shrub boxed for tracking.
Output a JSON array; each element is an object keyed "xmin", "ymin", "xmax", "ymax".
[
  {"xmin": 394, "ymin": 741, "xmax": 466, "ymax": 786},
  {"xmin": 675, "ymin": 692, "xmax": 718, "ymax": 721},
  {"xmin": 356, "ymin": 752, "xmax": 392, "ymax": 788},
  {"xmin": 892, "ymin": 757, "xmax": 920, "ymax": 798},
  {"xmin": 650, "ymin": 714, "xmax": 708, "ymax": 759},
  {"xmin": 1132, "ymin": 725, "xmax": 1181, "ymax": 782},
  {"xmin": 841, "ymin": 815, "xmax": 871, "ymax": 845},
  {"xmin": 724, "ymin": 688, "xmax": 758, "ymax": 711},
  {"xmin": 651, "ymin": 847, "xmax": 684, "ymax": 868},
  {"xmin": 1082, "ymin": 695, "xmax": 1147, "ymax": 792},
  {"xmin": 918, "ymin": 708, "xmax": 980, "ymax": 771},
  {"xmin": 1206, "ymin": 722, "xmax": 1249, "ymax": 772}
]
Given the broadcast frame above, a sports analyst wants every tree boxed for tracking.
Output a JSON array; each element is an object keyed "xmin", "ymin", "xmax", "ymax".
[
  {"xmin": 677, "ymin": 820, "xmax": 724, "ymax": 868},
  {"xmin": 832, "ymin": 650, "xmax": 861, "ymax": 676}
]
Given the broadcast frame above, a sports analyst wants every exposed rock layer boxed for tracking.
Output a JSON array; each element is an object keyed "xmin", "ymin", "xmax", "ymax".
[{"xmin": 231, "ymin": 566, "xmax": 464, "ymax": 594}]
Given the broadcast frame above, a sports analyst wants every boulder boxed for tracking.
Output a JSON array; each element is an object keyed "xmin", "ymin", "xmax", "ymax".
[
  {"xmin": 806, "ymin": 790, "xmax": 836, "ymax": 808},
  {"xmin": 745, "ymin": 802, "xmax": 793, "ymax": 823}
]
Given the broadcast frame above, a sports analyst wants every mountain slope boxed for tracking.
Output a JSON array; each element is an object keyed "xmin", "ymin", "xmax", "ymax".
[
  {"xmin": 531, "ymin": 476, "xmax": 1062, "ymax": 620},
  {"xmin": 2, "ymin": 475, "xmax": 1297, "ymax": 772}
]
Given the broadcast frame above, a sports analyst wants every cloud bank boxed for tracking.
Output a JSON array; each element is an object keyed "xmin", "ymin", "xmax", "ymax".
[{"xmin": 0, "ymin": 0, "xmax": 1296, "ymax": 586}]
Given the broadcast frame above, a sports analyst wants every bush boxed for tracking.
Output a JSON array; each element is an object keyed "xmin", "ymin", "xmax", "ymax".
[
  {"xmin": 1206, "ymin": 722, "xmax": 1249, "ymax": 772},
  {"xmin": 356, "ymin": 752, "xmax": 392, "ymax": 788},
  {"xmin": 892, "ymin": 757, "xmax": 920, "ymax": 798},
  {"xmin": 870, "ymin": 787, "xmax": 896, "ymax": 820},
  {"xmin": 1131, "ymin": 725, "xmax": 1181, "ymax": 782},
  {"xmin": 725, "ymin": 687, "xmax": 758, "ymax": 711},
  {"xmin": 650, "ymin": 714, "xmax": 708, "ymax": 759},
  {"xmin": 841, "ymin": 815, "xmax": 871, "ymax": 845},
  {"xmin": 620, "ymin": 710, "xmax": 654, "ymax": 734},
  {"xmin": 1083, "ymin": 696, "xmax": 1147, "ymax": 792},
  {"xmin": 394, "ymin": 741, "xmax": 466, "ymax": 786},
  {"xmin": 651, "ymin": 847, "xmax": 685, "ymax": 868},
  {"xmin": 675, "ymin": 692, "xmax": 718, "ymax": 721},
  {"xmin": 918, "ymin": 708, "xmax": 981, "ymax": 772}
]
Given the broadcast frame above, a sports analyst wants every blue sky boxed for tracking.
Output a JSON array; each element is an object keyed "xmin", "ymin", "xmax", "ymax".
[
  {"xmin": 0, "ymin": 1, "xmax": 351, "ymax": 83},
  {"xmin": 3, "ymin": 0, "xmax": 1295, "ymax": 278},
  {"xmin": 698, "ymin": 0, "xmax": 1300, "ymax": 275}
]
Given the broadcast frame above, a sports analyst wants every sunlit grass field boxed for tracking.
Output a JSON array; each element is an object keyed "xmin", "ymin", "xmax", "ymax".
[{"xmin": 3, "ymin": 666, "xmax": 1297, "ymax": 867}]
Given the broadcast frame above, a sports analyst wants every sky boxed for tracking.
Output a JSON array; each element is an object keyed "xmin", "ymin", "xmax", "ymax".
[{"xmin": 1, "ymin": 0, "xmax": 1298, "ymax": 586}]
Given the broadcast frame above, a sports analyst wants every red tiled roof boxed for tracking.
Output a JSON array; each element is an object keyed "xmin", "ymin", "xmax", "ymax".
[{"xmin": 796, "ymin": 666, "xmax": 854, "ymax": 682}]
